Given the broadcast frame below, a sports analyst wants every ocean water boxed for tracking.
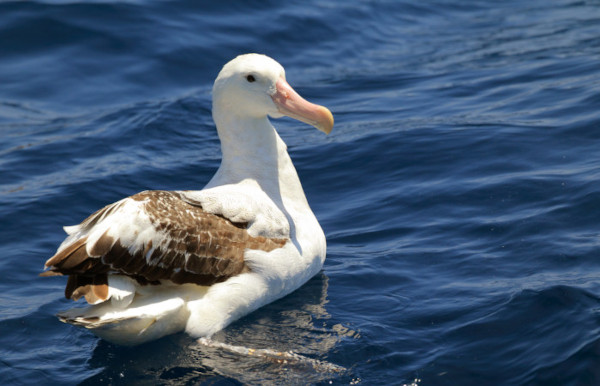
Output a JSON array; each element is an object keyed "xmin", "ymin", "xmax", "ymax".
[{"xmin": 1, "ymin": 0, "xmax": 600, "ymax": 384}]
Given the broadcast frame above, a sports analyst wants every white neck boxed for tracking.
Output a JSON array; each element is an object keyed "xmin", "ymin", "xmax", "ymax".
[
  {"xmin": 207, "ymin": 107, "xmax": 309, "ymax": 209},
  {"xmin": 206, "ymin": 100, "xmax": 326, "ymax": 263}
]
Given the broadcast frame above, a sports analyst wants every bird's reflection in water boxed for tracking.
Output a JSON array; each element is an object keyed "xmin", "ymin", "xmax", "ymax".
[{"xmin": 83, "ymin": 272, "xmax": 355, "ymax": 385}]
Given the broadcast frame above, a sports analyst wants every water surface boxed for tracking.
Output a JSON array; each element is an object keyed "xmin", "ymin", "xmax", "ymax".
[{"xmin": 1, "ymin": 0, "xmax": 600, "ymax": 384}]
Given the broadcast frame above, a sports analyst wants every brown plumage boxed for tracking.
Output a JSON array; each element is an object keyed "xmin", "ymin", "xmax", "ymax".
[{"xmin": 42, "ymin": 190, "xmax": 287, "ymax": 304}]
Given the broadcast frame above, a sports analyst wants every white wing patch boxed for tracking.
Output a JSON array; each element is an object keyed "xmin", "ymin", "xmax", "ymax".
[{"xmin": 180, "ymin": 184, "xmax": 289, "ymax": 239}]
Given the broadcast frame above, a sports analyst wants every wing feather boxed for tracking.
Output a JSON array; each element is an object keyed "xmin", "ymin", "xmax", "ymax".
[{"xmin": 42, "ymin": 190, "xmax": 287, "ymax": 304}]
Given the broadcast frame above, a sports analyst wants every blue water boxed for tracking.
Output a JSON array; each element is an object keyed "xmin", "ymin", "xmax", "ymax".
[{"xmin": 1, "ymin": 0, "xmax": 600, "ymax": 384}]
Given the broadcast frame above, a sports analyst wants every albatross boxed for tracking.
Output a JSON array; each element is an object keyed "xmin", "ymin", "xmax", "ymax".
[{"xmin": 41, "ymin": 53, "xmax": 334, "ymax": 346}]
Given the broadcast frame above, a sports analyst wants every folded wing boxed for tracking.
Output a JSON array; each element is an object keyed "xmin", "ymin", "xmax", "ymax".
[{"xmin": 42, "ymin": 190, "xmax": 287, "ymax": 305}]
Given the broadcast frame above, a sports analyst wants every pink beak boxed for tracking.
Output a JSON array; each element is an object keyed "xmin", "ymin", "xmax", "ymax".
[{"xmin": 270, "ymin": 77, "xmax": 334, "ymax": 134}]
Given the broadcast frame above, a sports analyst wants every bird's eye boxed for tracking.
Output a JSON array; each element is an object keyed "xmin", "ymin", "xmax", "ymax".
[{"xmin": 246, "ymin": 74, "xmax": 256, "ymax": 83}]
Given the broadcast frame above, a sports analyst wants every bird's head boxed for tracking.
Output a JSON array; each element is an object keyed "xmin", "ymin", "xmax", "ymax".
[{"xmin": 213, "ymin": 53, "xmax": 333, "ymax": 134}]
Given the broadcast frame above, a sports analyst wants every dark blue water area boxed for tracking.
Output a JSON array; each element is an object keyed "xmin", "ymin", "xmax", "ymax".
[{"xmin": 2, "ymin": 0, "xmax": 600, "ymax": 384}]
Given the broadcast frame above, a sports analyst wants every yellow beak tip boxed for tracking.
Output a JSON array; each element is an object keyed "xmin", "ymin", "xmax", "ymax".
[{"xmin": 318, "ymin": 107, "xmax": 334, "ymax": 135}]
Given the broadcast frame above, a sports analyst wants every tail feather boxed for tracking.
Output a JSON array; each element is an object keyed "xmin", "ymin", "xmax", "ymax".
[{"xmin": 56, "ymin": 292, "xmax": 192, "ymax": 346}]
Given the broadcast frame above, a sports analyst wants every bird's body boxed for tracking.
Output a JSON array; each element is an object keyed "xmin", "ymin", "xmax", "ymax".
[{"xmin": 42, "ymin": 54, "xmax": 333, "ymax": 345}]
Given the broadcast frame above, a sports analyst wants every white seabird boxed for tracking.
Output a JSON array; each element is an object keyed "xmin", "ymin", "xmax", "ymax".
[{"xmin": 41, "ymin": 53, "xmax": 334, "ymax": 346}]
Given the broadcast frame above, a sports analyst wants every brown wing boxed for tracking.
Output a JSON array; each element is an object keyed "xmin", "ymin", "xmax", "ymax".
[{"xmin": 42, "ymin": 190, "xmax": 287, "ymax": 304}]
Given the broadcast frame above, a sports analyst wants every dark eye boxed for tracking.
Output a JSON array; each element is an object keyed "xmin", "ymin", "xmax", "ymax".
[{"xmin": 246, "ymin": 74, "xmax": 256, "ymax": 83}]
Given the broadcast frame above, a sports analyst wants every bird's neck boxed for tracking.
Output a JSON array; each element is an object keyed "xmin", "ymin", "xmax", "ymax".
[{"xmin": 207, "ymin": 110, "xmax": 308, "ymax": 206}]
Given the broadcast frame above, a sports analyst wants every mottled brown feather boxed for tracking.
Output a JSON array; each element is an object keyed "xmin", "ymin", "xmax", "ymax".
[
  {"xmin": 80, "ymin": 201, "xmax": 124, "ymax": 230},
  {"xmin": 88, "ymin": 230, "xmax": 114, "ymax": 257},
  {"xmin": 56, "ymin": 243, "xmax": 89, "ymax": 270},
  {"xmin": 45, "ymin": 237, "xmax": 88, "ymax": 268},
  {"xmin": 43, "ymin": 190, "xmax": 287, "ymax": 304}
]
